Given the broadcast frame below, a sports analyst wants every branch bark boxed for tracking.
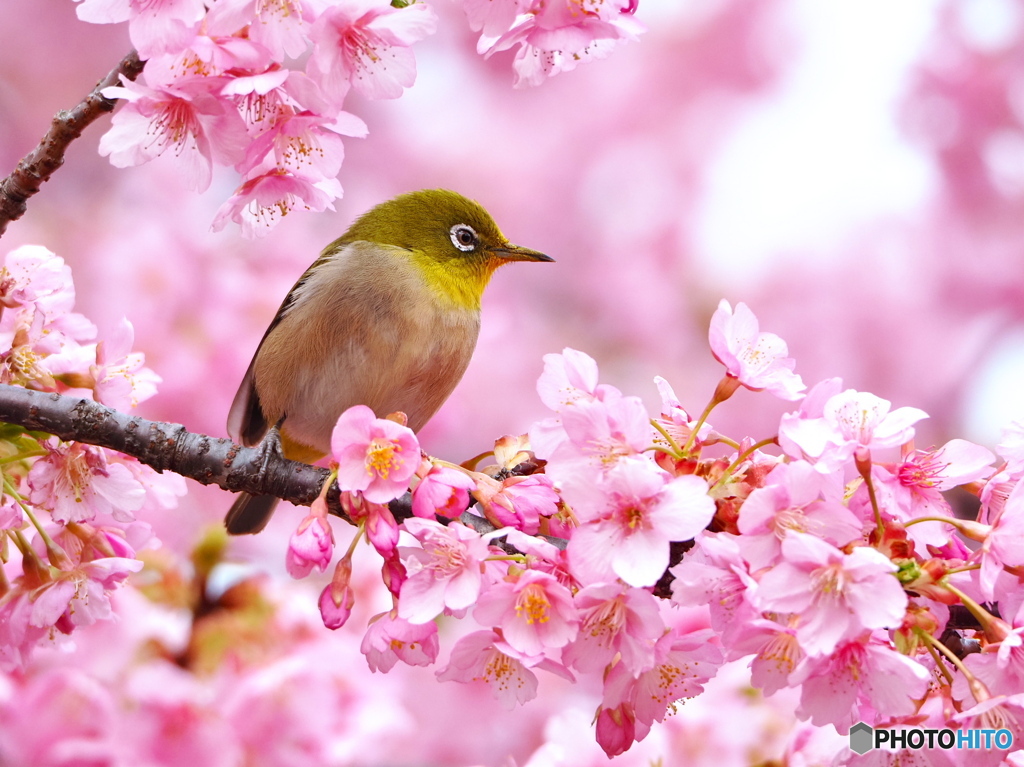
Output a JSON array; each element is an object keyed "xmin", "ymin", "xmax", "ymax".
[
  {"xmin": 0, "ymin": 383, "xmax": 336, "ymax": 513},
  {"xmin": 0, "ymin": 50, "xmax": 144, "ymax": 237}
]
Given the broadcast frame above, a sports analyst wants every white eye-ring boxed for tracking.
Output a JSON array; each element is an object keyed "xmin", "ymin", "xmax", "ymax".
[{"xmin": 450, "ymin": 224, "xmax": 478, "ymax": 252}]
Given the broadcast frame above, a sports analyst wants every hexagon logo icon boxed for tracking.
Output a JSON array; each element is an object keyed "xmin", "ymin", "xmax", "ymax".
[{"xmin": 849, "ymin": 722, "xmax": 874, "ymax": 755}]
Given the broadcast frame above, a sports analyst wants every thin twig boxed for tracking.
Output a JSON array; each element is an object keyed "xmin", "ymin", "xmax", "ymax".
[{"xmin": 0, "ymin": 50, "xmax": 144, "ymax": 237}]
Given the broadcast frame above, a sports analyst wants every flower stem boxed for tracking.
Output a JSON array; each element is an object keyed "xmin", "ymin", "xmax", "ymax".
[
  {"xmin": 4, "ymin": 474, "xmax": 70, "ymax": 568},
  {"xmin": 710, "ymin": 435, "xmax": 779, "ymax": 492}
]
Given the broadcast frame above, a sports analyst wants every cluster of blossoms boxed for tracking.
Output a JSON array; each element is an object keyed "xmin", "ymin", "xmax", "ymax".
[
  {"xmin": 0, "ymin": 245, "xmax": 185, "ymax": 672},
  {"xmin": 280, "ymin": 299, "xmax": 1024, "ymax": 761},
  {"xmin": 76, "ymin": 0, "xmax": 643, "ymax": 235}
]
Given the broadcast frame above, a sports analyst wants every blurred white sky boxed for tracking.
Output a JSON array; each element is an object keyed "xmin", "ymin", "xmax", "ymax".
[
  {"xmin": 680, "ymin": 0, "xmax": 1024, "ymax": 446},
  {"xmin": 694, "ymin": 0, "xmax": 941, "ymax": 282}
]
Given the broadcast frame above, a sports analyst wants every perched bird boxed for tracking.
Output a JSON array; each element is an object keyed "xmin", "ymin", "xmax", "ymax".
[{"xmin": 225, "ymin": 189, "xmax": 552, "ymax": 534}]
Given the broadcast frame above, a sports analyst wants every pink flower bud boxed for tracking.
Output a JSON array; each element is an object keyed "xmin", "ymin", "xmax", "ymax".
[
  {"xmin": 285, "ymin": 512, "xmax": 334, "ymax": 579},
  {"xmin": 319, "ymin": 557, "xmax": 355, "ymax": 630},
  {"xmin": 411, "ymin": 466, "xmax": 475, "ymax": 520}
]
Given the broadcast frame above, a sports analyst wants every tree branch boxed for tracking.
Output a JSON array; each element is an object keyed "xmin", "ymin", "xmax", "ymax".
[
  {"xmin": 0, "ymin": 383, "xmax": 336, "ymax": 514},
  {"xmin": 0, "ymin": 49, "xmax": 144, "ymax": 237}
]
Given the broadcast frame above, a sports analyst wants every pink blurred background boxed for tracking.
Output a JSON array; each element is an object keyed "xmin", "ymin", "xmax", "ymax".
[{"xmin": 2, "ymin": 0, "xmax": 1023, "ymax": 763}]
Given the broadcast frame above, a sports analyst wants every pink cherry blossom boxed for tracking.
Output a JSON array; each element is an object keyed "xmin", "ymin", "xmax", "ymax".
[
  {"xmin": 477, "ymin": 473, "xmax": 559, "ymax": 534},
  {"xmin": 670, "ymin": 530, "xmax": 760, "ymax": 640},
  {"xmin": 205, "ymin": 0, "xmax": 316, "ymax": 60},
  {"xmin": 0, "ymin": 245, "xmax": 75, "ymax": 316},
  {"xmin": 599, "ymin": 627, "xmax": 723, "ymax": 752},
  {"xmin": 411, "ymin": 465, "xmax": 476, "ymax": 520},
  {"xmin": 653, "ymin": 374, "xmax": 713, "ymax": 448},
  {"xmin": 567, "ymin": 460, "xmax": 715, "ymax": 587},
  {"xmin": 779, "ymin": 388, "xmax": 928, "ymax": 472},
  {"xmin": 330, "ymin": 404, "xmax": 420, "ymax": 503},
  {"xmin": 0, "ymin": 309, "xmax": 61, "ymax": 390},
  {"xmin": 708, "ymin": 299, "xmax": 805, "ymax": 400},
  {"xmin": 480, "ymin": 0, "xmax": 644, "ymax": 88},
  {"xmin": 755, "ymin": 532, "xmax": 908, "ymax": 655},
  {"xmin": 730, "ymin": 618, "xmax": 805, "ymax": 695},
  {"xmin": 360, "ymin": 612, "xmax": 439, "ymax": 672},
  {"xmin": 100, "ymin": 75, "xmax": 248, "ymax": 192},
  {"xmin": 872, "ymin": 438, "xmax": 994, "ymax": 551},
  {"xmin": 536, "ymin": 347, "xmax": 602, "ymax": 411},
  {"xmin": 791, "ymin": 635, "xmax": 931, "ymax": 733},
  {"xmin": 75, "ymin": 0, "xmax": 206, "ymax": 58},
  {"xmin": 211, "ymin": 169, "xmax": 344, "ymax": 237},
  {"xmin": 977, "ymin": 478, "xmax": 1024, "ymax": 600},
  {"xmin": 308, "ymin": 0, "xmax": 438, "ymax": 103},
  {"xmin": 539, "ymin": 389, "xmax": 653, "ymax": 500},
  {"xmin": 397, "ymin": 518, "xmax": 498, "ymax": 624},
  {"xmin": 436, "ymin": 629, "xmax": 571, "ymax": 709},
  {"xmin": 31, "ymin": 557, "xmax": 144, "ymax": 633},
  {"xmin": 562, "ymin": 581, "xmax": 664, "ymax": 674},
  {"xmin": 237, "ymin": 110, "xmax": 358, "ymax": 181},
  {"xmin": 28, "ymin": 441, "xmax": 146, "ymax": 524},
  {"xmin": 595, "ymin": 701, "xmax": 637, "ymax": 759},
  {"xmin": 91, "ymin": 317, "xmax": 161, "ymax": 410},
  {"xmin": 474, "ymin": 569, "xmax": 579, "ymax": 656},
  {"xmin": 737, "ymin": 460, "xmax": 863, "ymax": 570},
  {"xmin": 285, "ymin": 505, "xmax": 334, "ymax": 579},
  {"xmin": 319, "ymin": 557, "xmax": 355, "ymax": 630},
  {"xmin": 952, "ymin": 692, "xmax": 1024, "ymax": 759}
]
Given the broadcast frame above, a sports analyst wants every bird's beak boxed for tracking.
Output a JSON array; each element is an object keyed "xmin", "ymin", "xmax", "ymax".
[{"xmin": 488, "ymin": 243, "xmax": 554, "ymax": 263}]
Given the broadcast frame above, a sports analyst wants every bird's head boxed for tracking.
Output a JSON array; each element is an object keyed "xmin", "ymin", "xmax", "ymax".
[{"xmin": 333, "ymin": 189, "xmax": 552, "ymax": 309}]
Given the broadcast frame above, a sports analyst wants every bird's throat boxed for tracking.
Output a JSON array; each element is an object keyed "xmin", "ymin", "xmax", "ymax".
[{"xmin": 412, "ymin": 252, "xmax": 498, "ymax": 311}]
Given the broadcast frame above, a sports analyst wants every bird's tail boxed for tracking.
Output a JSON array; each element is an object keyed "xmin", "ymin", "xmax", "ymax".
[{"xmin": 225, "ymin": 493, "xmax": 280, "ymax": 535}]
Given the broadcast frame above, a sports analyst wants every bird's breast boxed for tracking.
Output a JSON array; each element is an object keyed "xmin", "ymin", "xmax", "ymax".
[{"xmin": 252, "ymin": 243, "xmax": 482, "ymax": 453}]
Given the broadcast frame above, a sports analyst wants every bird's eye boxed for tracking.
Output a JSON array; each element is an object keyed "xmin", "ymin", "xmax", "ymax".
[{"xmin": 449, "ymin": 224, "xmax": 478, "ymax": 252}]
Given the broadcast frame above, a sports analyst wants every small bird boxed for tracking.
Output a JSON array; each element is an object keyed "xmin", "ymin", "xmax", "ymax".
[{"xmin": 225, "ymin": 189, "xmax": 552, "ymax": 534}]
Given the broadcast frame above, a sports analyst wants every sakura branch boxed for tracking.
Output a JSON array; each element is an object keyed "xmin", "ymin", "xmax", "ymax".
[
  {"xmin": 0, "ymin": 382, "xmax": 332, "ymax": 510},
  {"xmin": 0, "ymin": 50, "xmax": 144, "ymax": 238}
]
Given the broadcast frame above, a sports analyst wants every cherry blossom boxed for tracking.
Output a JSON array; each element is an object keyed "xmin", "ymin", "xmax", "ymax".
[
  {"xmin": 977, "ymin": 478, "xmax": 1024, "ymax": 601},
  {"xmin": 211, "ymin": 170, "xmax": 344, "ymax": 237},
  {"xmin": 411, "ymin": 464, "xmax": 476, "ymax": 520},
  {"xmin": 562, "ymin": 581, "xmax": 664, "ymax": 674},
  {"xmin": 791, "ymin": 635, "xmax": 931, "ymax": 733},
  {"xmin": 307, "ymin": 0, "xmax": 438, "ymax": 103},
  {"xmin": 361, "ymin": 612, "xmax": 439, "ymax": 672},
  {"xmin": 397, "ymin": 518, "xmax": 500, "ymax": 624},
  {"xmin": 567, "ymin": 460, "xmax": 715, "ymax": 587},
  {"xmin": 285, "ymin": 504, "xmax": 334, "ymax": 579},
  {"xmin": 436, "ymin": 630, "xmax": 571, "ymax": 710},
  {"xmin": 474, "ymin": 569, "xmax": 579, "ymax": 656},
  {"xmin": 330, "ymin": 404, "xmax": 420, "ymax": 503},
  {"xmin": 90, "ymin": 318, "xmax": 161, "ymax": 410},
  {"xmin": 28, "ymin": 441, "xmax": 146, "ymax": 524},
  {"xmin": 709, "ymin": 299, "xmax": 805, "ymax": 400},
  {"xmin": 99, "ymin": 75, "xmax": 248, "ymax": 192},
  {"xmin": 779, "ymin": 387, "xmax": 929, "ymax": 472},
  {"xmin": 478, "ymin": 0, "xmax": 645, "ymax": 88},
  {"xmin": 755, "ymin": 532, "xmax": 908, "ymax": 655}
]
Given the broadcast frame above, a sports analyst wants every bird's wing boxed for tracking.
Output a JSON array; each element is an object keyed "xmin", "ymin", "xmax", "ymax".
[{"xmin": 226, "ymin": 253, "xmax": 333, "ymax": 446}]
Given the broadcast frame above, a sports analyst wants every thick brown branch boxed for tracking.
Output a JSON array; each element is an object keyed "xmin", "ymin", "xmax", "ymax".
[
  {"xmin": 0, "ymin": 384, "xmax": 332, "ymax": 512},
  {"xmin": 0, "ymin": 50, "xmax": 145, "ymax": 237}
]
